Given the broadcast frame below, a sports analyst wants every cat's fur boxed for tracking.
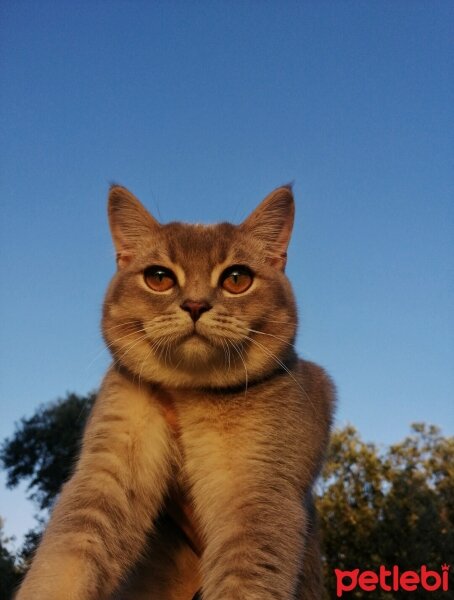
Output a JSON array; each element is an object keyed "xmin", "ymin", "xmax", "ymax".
[{"xmin": 16, "ymin": 185, "xmax": 335, "ymax": 600}]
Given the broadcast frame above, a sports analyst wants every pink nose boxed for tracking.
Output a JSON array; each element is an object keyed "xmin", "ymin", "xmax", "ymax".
[{"xmin": 180, "ymin": 300, "xmax": 212, "ymax": 322}]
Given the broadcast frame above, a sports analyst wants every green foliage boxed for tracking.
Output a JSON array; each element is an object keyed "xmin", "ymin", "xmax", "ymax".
[
  {"xmin": 0, "ymin": 392, "xmax": 95, "ymax": 512},
  {"xmin": 1, "ymin": 392, "xmax": 452, "ymax": 598},
  {"xmin": 317, "ymin": 424, "xmax": 454, "ymax": 598},
  {"xmin": 0, "ymin": 518, "xmax": 22, "ymax": 600}
]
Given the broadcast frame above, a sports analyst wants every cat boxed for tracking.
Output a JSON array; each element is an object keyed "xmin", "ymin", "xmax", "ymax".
[{"xmin": 16, "ymin": 184, "xmax": 335, "ymax": 600}]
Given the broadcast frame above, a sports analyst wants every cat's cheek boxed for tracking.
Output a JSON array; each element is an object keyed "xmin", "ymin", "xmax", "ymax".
[{"xmin": 104, "ymin": 303, "xmax": 122, "ymax": 320}]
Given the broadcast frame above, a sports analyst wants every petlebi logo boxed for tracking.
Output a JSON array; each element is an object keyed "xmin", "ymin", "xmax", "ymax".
[{"xmin": 335, "ymin": 564, "xmax": 450, "ymax": 597}]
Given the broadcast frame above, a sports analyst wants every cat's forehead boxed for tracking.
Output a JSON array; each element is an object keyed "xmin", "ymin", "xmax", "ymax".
[{"xmin": 156, "ymin": 221, "xmax": 249, "ymax": 267}]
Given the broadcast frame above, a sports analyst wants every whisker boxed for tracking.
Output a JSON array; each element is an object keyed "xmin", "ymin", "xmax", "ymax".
[
  {"xmin": 163, "ymin": 335, "xmax": 172, "ymax": 367},
  {"xmin": 216, "ymin": 311, "xmax": 294, "ymax": 326},
  {"xmin": 220, "ymin": 337, "xmax": 231, "ymax": 372},
  {"xmin": 151, "ymin": 335, "xmax": 167, "ymax": 365},
  {"xmin": 244, "ymin": 336, "xmax": 313, "ymax": 410},
  {"xmin": 259, "ymin": 319, "xmax": 294, "ymax": 325},
  {"xmin": 116, "ymin": 332, "xmax": 151, "ymax": 365},
  {"xmin": 86, "ymin": 328, "xmax": 144, "ymax": 370},
  {"xmin": 224, "ymin": 338, "xmax": 232, "ymax": 372},
  {"xmin": 229, "ymin": 340, "xmax": 248, "ymax": 397},
  {"xmin": 102, "ymin": 321, "xmax": 143, "ymax": 333},
  {"xmin": 85, "ymin": 346, "xmax": 110, "ymax": 371},
  {"xmin": 150, "ymin": 314, "xmax": 179, "ymax": 323},
  {"xmin": 247, "ymin": 328, "xmax": 295, "ymax": 348},
  {"xmin": 108, "ymin": 329, "xmax": 146, "ymax": 345}
]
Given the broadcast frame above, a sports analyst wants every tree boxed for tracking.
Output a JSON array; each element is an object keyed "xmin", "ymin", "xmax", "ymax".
[
  {"xmin": 0, "ymin": 518, "xmax": 22, "ymax": 600},
  {"xmin": 317, "ymin": 424, "xmax": 454, "ymax": 598},
  {"xmin": 1, "ymin": 392, "xmax": 95, "ymax": 512},
  {"xmin": 1, "ymin": 393, "xmax": 453, "ymax": 598},
  {"xmin": 0, "ymin": 392, "xmax": 95, "ymax": 576}
]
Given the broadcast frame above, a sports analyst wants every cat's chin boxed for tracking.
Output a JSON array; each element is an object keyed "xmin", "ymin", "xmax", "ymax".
[{"xmin": 175, "ymin": 334, "xmax": 220, "ymax": 366}]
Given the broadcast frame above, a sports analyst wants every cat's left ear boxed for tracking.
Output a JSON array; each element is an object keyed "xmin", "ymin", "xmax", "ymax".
[
  {"xmin": 240, "ymin": 185, "xmax": 294, "ymax": 270},
  {"xmin": 108, "ymin": 185, "xmax": 160, "ymax": 269}
]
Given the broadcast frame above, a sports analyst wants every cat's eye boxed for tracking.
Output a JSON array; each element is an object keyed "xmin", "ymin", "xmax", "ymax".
[
  {"xmin": 144, "ymin": 266, "xmax": 176, "ymax": 292},
  {"xmin": 220, "ymin": 265, "xmax": 253, "ymax": 294}
]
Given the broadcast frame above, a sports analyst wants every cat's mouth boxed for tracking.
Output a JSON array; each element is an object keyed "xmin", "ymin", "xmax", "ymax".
[
  {"xmin": 182, "ymin": 329, "xmax": 211, "ymax": 344},
  {"xmin": 170, "ymin": 328, "xmax": 221, "ymax": 368}
]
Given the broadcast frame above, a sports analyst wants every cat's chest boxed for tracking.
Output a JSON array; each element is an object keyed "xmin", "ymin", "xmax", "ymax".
[
  {"xmin": 150, "ymin": 386, "xmax": 287, "ymax": 556},
  {"xmin": 153, "ymin": 386, "xmax": 249, "ymax": 440},
  {"xmin": 152, "ymin": 386, "xmax": 255, "ymax": 485},
  {"xmin": 151, "ymin": 389, "xmax": 216, "ymax": 556}
]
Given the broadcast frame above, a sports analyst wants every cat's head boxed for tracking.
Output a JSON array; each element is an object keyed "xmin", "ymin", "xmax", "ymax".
[{"xmin": 102, "ymin": 185, "xmax": 298, "ymax": 389}]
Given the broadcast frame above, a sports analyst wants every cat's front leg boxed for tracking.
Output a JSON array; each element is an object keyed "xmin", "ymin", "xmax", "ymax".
[
  {"xmin": 199, "ymin": 476, "xmax": 306, "ymax": 600},
  {"xmin": 16, "ymin": 368, "xmax": 175, "ymax": 600},
  {"xmin": 184, "ymin": 418, "xmax": 307, "ymax": 600}
]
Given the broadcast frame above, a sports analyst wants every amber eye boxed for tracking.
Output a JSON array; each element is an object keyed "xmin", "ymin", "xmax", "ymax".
[
  {"xmin": 220, "ymin": 265, "xmax": 253, "ymax": 294},
  {"xmin": 144, "ymin": 266, "xmax": 176, "ymax": 292}
]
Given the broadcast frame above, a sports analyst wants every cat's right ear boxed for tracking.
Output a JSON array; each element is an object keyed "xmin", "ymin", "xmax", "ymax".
[
  {"xmin": 240, "ymin": 185, "xmax": 295, "ymax": 271},
  {"xmin": 108, "ymin": 185, "xmax": 160, "ymax": 269}
]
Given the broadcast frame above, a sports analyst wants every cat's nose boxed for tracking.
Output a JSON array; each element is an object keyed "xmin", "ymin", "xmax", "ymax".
[{"xmin": 180, "ymin": 300, "xmax": 212, "ymax": 322}]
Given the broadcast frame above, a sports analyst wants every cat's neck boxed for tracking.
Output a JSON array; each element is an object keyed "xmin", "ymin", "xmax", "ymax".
[{"xmin": 112, "ymin": 348, "xmax": 299, "ymax": 396}]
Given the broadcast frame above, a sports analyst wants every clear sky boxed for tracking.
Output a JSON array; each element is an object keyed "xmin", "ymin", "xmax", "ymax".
[{"xmin": 1, "ymin": 1, "xmax": 453, "ymax": 547}]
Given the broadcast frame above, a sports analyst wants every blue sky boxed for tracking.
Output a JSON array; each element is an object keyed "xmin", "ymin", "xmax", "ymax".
[{"xmin": 1, "ymin": 1, "xmax": 453, "ymax": 547}]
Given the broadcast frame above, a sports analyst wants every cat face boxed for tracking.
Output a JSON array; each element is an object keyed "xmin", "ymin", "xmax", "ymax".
[{"xmin": 102, "ymin": 186, "xmax": 298, "ymax": 388}]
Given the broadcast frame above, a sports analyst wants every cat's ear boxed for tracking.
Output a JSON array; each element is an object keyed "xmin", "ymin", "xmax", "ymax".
[
  {"xmin": 108, "ymin": 185, "xmax": 160, "ymax": 269},
  {"xmin": 240, "ymin": 185, "xmax": 294, "ymax": 270}
]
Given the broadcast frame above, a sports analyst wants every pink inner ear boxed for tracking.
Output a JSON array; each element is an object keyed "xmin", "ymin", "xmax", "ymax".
[
  {"xmin": 116, "ymin": 251, "xmax": 134, "ymax": 269},
  {"xmin": 270, "ymin": 252, "xmax": 288, "ymax": 271}
]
